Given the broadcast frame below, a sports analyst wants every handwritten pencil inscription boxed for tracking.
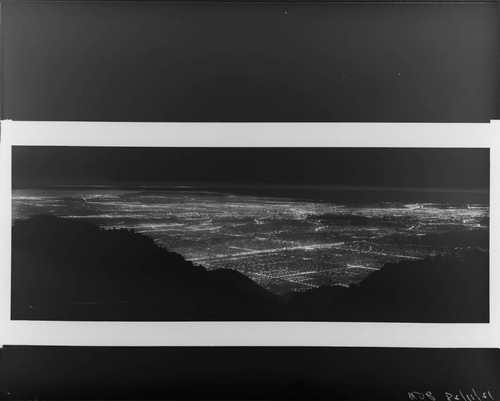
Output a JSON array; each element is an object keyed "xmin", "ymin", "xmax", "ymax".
[{"xmin": 408, "ymin": 389, "xmax": 494, "ymax": 401}]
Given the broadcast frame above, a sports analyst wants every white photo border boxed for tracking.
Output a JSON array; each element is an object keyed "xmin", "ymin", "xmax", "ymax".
[{"xmin": 1, "ymin": 121, "xmax": 499, "ymax": 348}]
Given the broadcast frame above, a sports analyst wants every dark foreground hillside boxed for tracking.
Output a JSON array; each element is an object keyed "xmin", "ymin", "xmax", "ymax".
[
  {"xmin": 287, "ymin": 251, "xmax": 489, "ymax": 322},
  {"xmin": 12, "ymin": 215, "xmax": 280, "ymax": 320},
  {"xmin": 11, "ymin": 216, "xmax": 489, "ymax": 322}
]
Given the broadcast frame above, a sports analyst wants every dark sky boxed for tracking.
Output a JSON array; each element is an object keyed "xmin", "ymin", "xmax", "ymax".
[{"xmin": 12, "ymin": 147, "xmax": 489, "ymax": 193}]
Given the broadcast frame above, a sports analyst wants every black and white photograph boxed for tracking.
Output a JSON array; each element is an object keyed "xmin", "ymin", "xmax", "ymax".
[
  {"xmin": 10, "ymin": 144, "xmax": 490, "ymax": 322},
  {"xmin": 1, "ymin": 0, "xmax": 499, "ymax": 398}
]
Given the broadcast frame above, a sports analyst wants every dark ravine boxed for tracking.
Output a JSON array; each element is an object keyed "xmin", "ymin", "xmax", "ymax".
[{"xmin": 11, "ymin": 215, "xmax": 489, "ymax": 322}]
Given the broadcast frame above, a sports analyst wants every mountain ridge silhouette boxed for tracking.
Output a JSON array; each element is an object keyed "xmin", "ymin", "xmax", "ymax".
[{"xmin": 11, "ymin": 215, "xmax": 489, "ymax": 322}]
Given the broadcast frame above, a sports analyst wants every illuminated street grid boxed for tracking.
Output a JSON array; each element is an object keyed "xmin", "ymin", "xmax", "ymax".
[{"xmin": 13, "ymin": 189, "xmax": 489, "ymax": 294}]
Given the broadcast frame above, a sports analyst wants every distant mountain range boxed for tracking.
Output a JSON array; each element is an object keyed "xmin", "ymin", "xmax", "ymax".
[{"xmin": 11, "ymin": 215, "xmax": 489, "ymax": 322}]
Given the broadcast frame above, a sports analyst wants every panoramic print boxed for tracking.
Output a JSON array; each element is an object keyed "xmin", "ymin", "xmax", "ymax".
[{"xmin": 11, "ymin": 146, "xmax": 489, "ymax": 322}]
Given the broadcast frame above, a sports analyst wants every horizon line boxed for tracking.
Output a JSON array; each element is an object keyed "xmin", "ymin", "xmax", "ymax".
[{"xmin": 12, "ymin": 183, "xmax": 490, "ymax": 194}]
